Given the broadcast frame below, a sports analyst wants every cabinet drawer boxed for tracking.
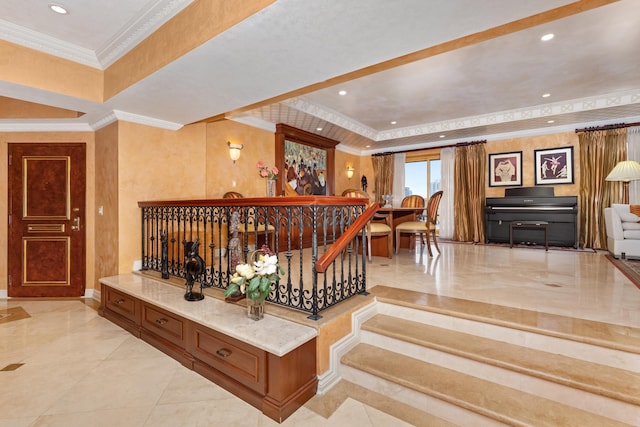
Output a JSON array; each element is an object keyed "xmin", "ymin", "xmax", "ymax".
[
  {"xmin": 104, "ymin": 287, "xmax": 139, "ymax": 324},
  {"xmin": 188, "ymin": 324, "xmax": 266, "ymax": 394},
  {"xmin": 141, "ymin": 303, "xmax": 186, "ymax": 347}
]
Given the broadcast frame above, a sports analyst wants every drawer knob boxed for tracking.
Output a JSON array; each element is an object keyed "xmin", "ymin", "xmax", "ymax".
[
  {"xmin": 115, "ymin": 299, "xmax": 125, "ymax": 305},
  {"xmin": 155, "ymin": 318, "xmax": 168, "ymax": 325},
  {"xmin": 216, "ymin": 348, "xmax": 232, "ymax": 358}
]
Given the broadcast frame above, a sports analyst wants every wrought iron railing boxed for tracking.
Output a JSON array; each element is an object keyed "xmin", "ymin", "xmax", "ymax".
[{"xmin": 138, "ymin": 196, "xmax": 373, "ymax": 319}]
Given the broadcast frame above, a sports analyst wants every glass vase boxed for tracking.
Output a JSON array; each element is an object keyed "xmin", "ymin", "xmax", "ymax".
[
  {"xmin": 266, "ymin": 179, "xmax": 276, "ymax": 197},
  {"xmin": 247, "ymin": 299, "xmax": 264, "ymax": 321}
]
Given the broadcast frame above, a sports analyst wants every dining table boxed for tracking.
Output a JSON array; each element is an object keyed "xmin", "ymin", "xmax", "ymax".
[{"xmin": 369, "ymin": 205, "xmax": 426, "ymax": 257}]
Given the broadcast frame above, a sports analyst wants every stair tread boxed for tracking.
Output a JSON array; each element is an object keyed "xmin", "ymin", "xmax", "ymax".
[
  {"xmin": 370, "ymin": 286, "xmax": 640, "ymax": 354},
  {"xmin": 363, "ymin": 314, "xmax": 640, "ymax": 405},
  {"xmin": 343, "ymin": 343, "xmax": 631, "ymax": 427}
]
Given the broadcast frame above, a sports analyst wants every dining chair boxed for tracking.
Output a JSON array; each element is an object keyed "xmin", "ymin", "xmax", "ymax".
[
  {"xmin": 395, "ymin": 195, "xmax": 425, "ymax": 251},
  {"xmin": 342, "ymin": 189, "xmax": 393, "ymax": 262},
  {"xmin": 395, "ymin": 191, "xmax": 443, "ymax": 257},
  {"xmin": 222, "ymin": 191, "xmax": 276, "ymax": 251}
]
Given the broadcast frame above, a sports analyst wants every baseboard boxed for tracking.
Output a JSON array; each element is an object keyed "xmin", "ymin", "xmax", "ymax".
[
  {"xmin": 317, "ymin": 300, "xmax": 378, "ymax": 395},
  {"xmin": 84, "ymin": 288, "xmax": 101, "ymax": 302},
  {"xmin": 0, "ymin": 289, "xmax": 100, "ymax": 300}
]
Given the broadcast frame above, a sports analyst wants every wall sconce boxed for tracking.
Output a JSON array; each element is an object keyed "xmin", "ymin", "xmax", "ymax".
[
  {"xmin": 346, "ymin": 165, "xmax": 354, "ymax": 179},
  {"xmin": 228, "ymin": 141, "xmax": 243, "ymax": 163}
]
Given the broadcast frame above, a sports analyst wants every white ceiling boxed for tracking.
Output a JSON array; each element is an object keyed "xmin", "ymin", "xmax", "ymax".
[{"xmin": 0, "ymin": 0, "xmax": 639, "ymax": 154}]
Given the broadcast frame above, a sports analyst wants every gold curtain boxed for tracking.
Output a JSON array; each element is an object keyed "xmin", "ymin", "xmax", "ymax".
[
  {"xmin": 453, "ymin": 142, "xmax": 486, "ymax": 242},
  {"xmin": 578, "ymin": 128, "xmax": 627, "ymax": 249},
  {"xmin": 372, "ymin": 154, "xmax": 394, "ymax": 205}
]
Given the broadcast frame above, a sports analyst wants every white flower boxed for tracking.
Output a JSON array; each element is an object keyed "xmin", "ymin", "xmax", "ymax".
[
  {"xmin": 253, "ymin": 254, "xmax": 278, "ymax": 276},
  {"xmin": 236, "ymin": 263, "xmax": 255, "ymax": 279}
]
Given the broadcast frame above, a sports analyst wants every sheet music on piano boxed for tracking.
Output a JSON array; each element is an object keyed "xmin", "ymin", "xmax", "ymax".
[{"xmin": 485, "ymin": 187, "xmax": 578, "ymax": 248}]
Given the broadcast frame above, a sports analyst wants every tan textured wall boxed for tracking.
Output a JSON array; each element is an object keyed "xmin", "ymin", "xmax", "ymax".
[
  {"xmin": 205, "ymin": 120, "xmax": 275, "ymax": 198},
  {"xmin": 0, "ymin": 40, "xmax": 103, "ymax": 103},
  {"xmin": 94, "ymin": 123, "xmax": 120, "ymax": 288},
  {"xmin": 485, "ymin": 132, "xmax": 579, "ymax": 198},
  {"xmin": 0, "ymin": 96, "xmax": 81, "ymax": 119},
  {"xmin": 117, "ymin": 122, "xmax": 207, "ymax": 273},
  {"xmin": 334, "ymin": 151, "xmax": 363, "ymax": 195},
  {"xmin": 0, "ymin": 132, "xmax": 96, "ymax": 293}
]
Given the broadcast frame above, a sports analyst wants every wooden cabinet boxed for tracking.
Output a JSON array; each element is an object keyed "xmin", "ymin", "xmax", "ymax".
[
  {"xmin": 188, "ymin": 322, "xmax": 266, "ymax": 394},
  {"xmin": 141, "ymin": 303, "xmax": 186, "ymax": 347},
  {"xmin": 99, "ymin": 283, "xmax": 317, "ymax": 423},
  {"xmin": 102, "ymin": 286, "xmax": 140, "ymax": 335}
]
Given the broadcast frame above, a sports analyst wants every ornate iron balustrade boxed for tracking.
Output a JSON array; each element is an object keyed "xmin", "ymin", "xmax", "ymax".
[{"xmin": 138, "ymin": 196, "xmax": 373, "ymax": 319}]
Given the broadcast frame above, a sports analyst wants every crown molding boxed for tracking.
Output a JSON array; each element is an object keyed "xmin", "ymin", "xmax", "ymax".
[
  {"xmin": 375, "ymin": 90, "xmax": 640, "ymax": 142},
  {"xmin": 97, "ymin": 0, "xmax": 194, "ymax": 68},
  {"xmin": 0, "ymin": 18, "xmax": 100, "ymax": 68},
  {"xmin": 0, "ymin": 1, "xmax": 193, "ymax": 69},
  {"xmin": 284, "ymin": 98, "xmax": 379, "ymax": 140},
  {"xmin": 361, "ymin": 115, "xmax": 640, "ymax": 156},
  {"xmin": 290, "ymin": 89, "xmax": 640, "ymax": 145},
  {"xmin": 112, "ymin": 110, "xmax": 183, "ymax": 130}
]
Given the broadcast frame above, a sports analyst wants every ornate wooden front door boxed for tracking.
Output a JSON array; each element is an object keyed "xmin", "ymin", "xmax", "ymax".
[{"xmin": 8, "ymin": 143, "xmax": 86, "ymax": 297}]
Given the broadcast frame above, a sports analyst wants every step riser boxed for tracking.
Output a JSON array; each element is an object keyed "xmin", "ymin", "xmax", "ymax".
[
  {"xmin": 378, "ymin": 302, "xmax": 640, "ymax": 372},
  {"xmin": 360, "ymin": 330, "xmax": 640, "ymax": 425},
  {"xmin": 341, "ymin": 364, "xmax": 508, "ymax": 427}
]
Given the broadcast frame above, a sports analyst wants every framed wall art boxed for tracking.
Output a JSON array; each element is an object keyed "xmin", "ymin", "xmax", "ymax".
[
  {"xmin": 275, "ymin": 124, "xmax": 338, "ymax": 196},
  {"xmin": 488, "ymin": 151, "xmax": 522, "ymax": 187},
  {"xmin": 534, "ymin": 146, "xmax": 574, "ymax": 185}
]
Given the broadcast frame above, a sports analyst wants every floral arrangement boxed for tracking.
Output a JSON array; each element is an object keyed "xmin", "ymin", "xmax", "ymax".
[
  {"xmin": 257, "ymin": 161, "xmax": 279, "ymax": 180},
  {"xmin": 224, "ymin": 245, "xmax": 283, "ymax": 302}
]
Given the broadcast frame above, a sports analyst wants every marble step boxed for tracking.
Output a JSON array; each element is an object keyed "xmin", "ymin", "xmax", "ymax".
[
  {"xmin": 361, "ymin": 314, "xmax": 640, "ymax": 407},
  {"xmin": 370, "ymin": 285, "xmax": 640, "ymax": 355},
  {"xmin": 342, "ymin": 343, "xmax": 632, "ymax": 427}
]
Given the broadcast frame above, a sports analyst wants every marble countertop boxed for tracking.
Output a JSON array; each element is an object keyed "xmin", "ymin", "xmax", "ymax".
[{"xmin": 99, "ymin": 274, "xmax": 317, "ymax": 357}]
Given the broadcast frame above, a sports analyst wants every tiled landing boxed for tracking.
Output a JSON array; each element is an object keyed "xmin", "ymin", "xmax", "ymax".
[{"xmin": 340, "ymin": 286, "xmax": 640, "ymax": 426}]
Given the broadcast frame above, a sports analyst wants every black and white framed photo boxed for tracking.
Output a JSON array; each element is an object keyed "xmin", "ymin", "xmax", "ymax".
[
  {"xmin": 488, "ymin": 151, "xmax": 522, "ymax": 187},
  {"xmin": 534, "ymin": 146, "xmax": 574, "ymax": 185}
]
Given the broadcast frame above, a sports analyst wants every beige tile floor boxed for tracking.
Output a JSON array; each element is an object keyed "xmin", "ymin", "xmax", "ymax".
[{"xmin": 1, "ymin": 242, "xmax": 638, "ymax": 427}]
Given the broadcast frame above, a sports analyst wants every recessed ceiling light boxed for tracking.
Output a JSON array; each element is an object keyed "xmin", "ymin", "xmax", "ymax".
[
  {"xmin": 541, "ymin": 33, "xmax": 554, "ymax": 41},
  {"xmin": 49, "ymin": 3, "xmax": 68, "ymax": 14},
  {"xmin": 365, "ymin": 145, "xmax": 371, "ymax": 148},
  {"xmin": 338, "ymin": 90, "xmax": 347, "ymax": 96},
  {"xmin": 316, "ymin": 127, "xmax": 323, "ymax": 131},
  {"xmin": 439, "ymin": 135, "xmax": 445, "ymax": 138},
  {"xmin": 542, "ymin": 93, "xmax": 551, "ymax": 98},
  {"xmin": 547, "ymin": 120, "xmax": 555, "ymax": 124},
  {"xmin": 390, "ymin": 121, "xmax": 397, "ymax": 125}
]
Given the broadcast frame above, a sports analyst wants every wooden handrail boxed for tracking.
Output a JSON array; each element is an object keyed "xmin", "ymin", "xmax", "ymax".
[
  {"xmin": 314, "ymin": 202, "xmax": 379, "ymax": 273},
  {"xmin": 138, "ymin": 196, "xmax": 363, "ymax": 208}
]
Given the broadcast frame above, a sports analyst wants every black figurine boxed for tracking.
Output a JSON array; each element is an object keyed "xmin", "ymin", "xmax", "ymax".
[
  {"xmin": 361, "ymin": 175, "xmax": 368, "ymax": 193},
  {"xmin": 184, "ymin": 238, "xmax": 205, "ymax": 301}
]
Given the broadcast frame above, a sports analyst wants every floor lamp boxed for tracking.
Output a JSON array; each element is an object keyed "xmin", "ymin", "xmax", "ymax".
[{"xmin": 605, "ymin": 160, "xmax": 640, "ymax": 204}]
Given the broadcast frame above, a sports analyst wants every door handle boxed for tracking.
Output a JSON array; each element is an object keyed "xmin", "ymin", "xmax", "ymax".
[{"xmin": 72, "ymin": 216, "xmax": 81, "ymax": 231}]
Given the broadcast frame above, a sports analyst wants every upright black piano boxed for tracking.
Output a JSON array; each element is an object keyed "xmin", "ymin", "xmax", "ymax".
[{"xmin": 485, "ymin": 187, "xmax": 578, "ymax": 248}]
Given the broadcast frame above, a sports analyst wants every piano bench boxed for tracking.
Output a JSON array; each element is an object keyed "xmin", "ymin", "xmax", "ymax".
[{"xmin": 509, "ymin": 221, "xmax": 549, "ymax": 251}]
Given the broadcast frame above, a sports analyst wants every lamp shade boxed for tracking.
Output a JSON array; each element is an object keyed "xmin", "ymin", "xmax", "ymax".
[
  {"xmin": 346, "ymin": 166, "xmax": 354, "ymax": 179},
  {"xmin": 605, "ymin": 160, "xmax": 640, "ymax": 182},
  {"xmin": 227, "ymin": 142, "xmax": 243, "ymax": 163}
]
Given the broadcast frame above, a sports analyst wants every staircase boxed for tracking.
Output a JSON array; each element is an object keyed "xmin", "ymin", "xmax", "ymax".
[{"xmin": 339, "ymin": 286, "xmax": 640, "ymax": 426}]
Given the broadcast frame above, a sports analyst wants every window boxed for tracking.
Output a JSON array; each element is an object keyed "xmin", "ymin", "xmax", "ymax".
[{"xmin": 404, "ymin": 156, "xmax": 441, "ymax": 199}]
